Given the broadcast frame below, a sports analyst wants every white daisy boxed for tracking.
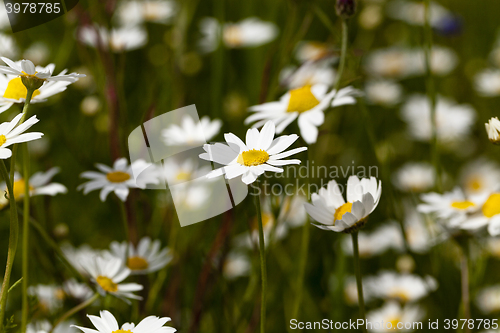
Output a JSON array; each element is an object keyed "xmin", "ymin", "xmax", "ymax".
[
  {"xmin": 392, "ymin": 162, "xmax": 435, "ymax": 193},
  {"xmin": 28, "ymin": 284, "xmax": 65, "ymax": 313},
  {"xmin": 486, "ymin": 238, "xmax": 500, "ymax": 259},
  {"xmin": 62, "ymin": 243, "xmax": 104, "ymax": 277},
  {"xmin": 364, "ymin": 48, "xmax": 416, "ymax": 79},
  {"xmin": 486, "ymin": 117, "xmax": 500, "ymax": 145},
  {"xmin": 78, "ymin": 25, "xmax": 148, "ymax": 53},
  {"xmin": 458, "ymin": 192, "xmax": 500, "ymax": 236},
  {"xmin": 233, "ymin": 208, "xmax": 288, "ymax": 249},
  {"xmin": 114, "ymin": 0, "xmax": 177, "ymax": 26},
  {"xmin": 366, "ymin": 301, "xmax": 425, "ymax": 333},
  {"xmin": 415, "ymin": 46, "xmax": 458, "ymax": 77},
  {"xmin": 199, "ymin": 121, "xmax": 307, "ymax": 185},
  {"xmin": 23, "ymin": 42, "xmax": 50, "ymax": 65},
  {"xmin": 459, "ymin": 158, "xmax": 500, "ymax": 197},
  {"xmin": 305, "ymin": 176, "xmax": 382, "ymax": 233},
  {"xmin": 78, "ymin": 158, "xmax": 159, "ymax": 202},
  {"xmin": 476, "ymin": 285, "xmax": 500, "ymax": 314},
  {"xmin": 27, "ymin": 320, "xmax": 75, "ymax": 333},
  {"xmin": 223, "ymin": 251, "xmax": 251, "ymax": 280},
  {"xmin": 342, "ymin": 222, "xmax": 404, "ymax": 257},
  {"xmin": 364, "ymin": 271, "xmax": 438, "ymax": 303},
  {"xmin": 246, "ymin": 84, "xmax": 359, "ymax": 144},
  {"xmin": 73, "ymin": 310, "xmax": 176, "ymax": 333},
  {"xmin": 0, "ymin": 167, "xmax": 67, "ymax": 208},
  {"xmin": 280, "ymin": 60, "xmax": 336, "ymax": 90},
  {"xmin": 404, "ymin": 205, "xmax": 445, "ymax": 253},
  {"xmin": 294, "ymin": 41, "xmax": 334, "ymax": 63},
  {"xmin": 474, "ymin": 69, "xmax": 500, "ymax": 97},
  {"xmin": 365, "ymin": 79, "xmax": 403, "ymax": 107},
  {"xmin": 0, "ymin": 33, "xmax": 18, "ymax": 59},
  {"xmin": 0, "ymin": 57, "xmax": 84, "ymax": 82},
  {"xmin": 400, "ymin": 94, "xmax": 476, "ymax": 143},
  {"xmin": 63, "ymin": 279, "xmax": 93, "ymax": 301},
  {"xmin": 0, "ymin": 113, "xmax": 43, "ymax": 159},
  {"xmin": 162, "ymin": 115, "xmax": 222, "ymax": 146},
  {"xmin": 80, "ymin": 255, "xmax": 143, "ymax": 300},
  {"xmin": 109, "ymin": 237, "xmax": 173, "ymax": 275},
  {"xmin": 386, "ymin": 1, "xmax": 453, "ymax": 29}
]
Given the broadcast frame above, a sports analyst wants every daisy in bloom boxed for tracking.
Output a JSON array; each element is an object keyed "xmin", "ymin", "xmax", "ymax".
[
  {"xmin": 198, "ymin": 17, "xmax": 278, "ymax": 53},
  {"xmin": 78, "ymin": 158, "xmax": 159, "ymax": 202},
  {"xmin": 305, "ymin": 176, "xmax": 382, "ymax": 233},
  {"xmin": 61, "ymin": 244, "xmax": 103, "ymax": 276},
  {"xmin": 364, "ymin": 48, "xmax": 416, "ymax": 79},
  {"xmin": 459, "ymin": 158, "xmax": 500, "ymax": 197},
  {"xmin": 474, "ymin": 69, "xmax": 500, "ymax": 97},
  {"xmin": 162, "ymin": 115, "xmax": 222, "ymax": 146},
  {"xmin": 80, "ymin": 254, "xmax": 143, "ymax": 300},
  {"xmin": 0, "ymin": 167, "xmax": 67, "ymax": 208},
  {"xmin": 78, "ymin": 25, "xmax": 148, "ymax": 53},
  {"xmin": 342, "ymin": 223, "xmax": 404, "ymax": 258},
  {"xmin": 363, "ymin": 271, "xmax": 438, "ymax": 303},
  {"xmin": 485, "ymin": 117, "xmax": 500, "ymax": 144},
  {"xmin": 27, "ymin": 320, "xmax": 74, "ymax": 333},
  {"xmin": 366, "ymin": 301, "xmax": 424, "ymax": 333},
  {"xmin": 475, "ymin": 285, "xmax": 500, "ymax": 314},
  {"xmin": 400, "ymin": 94, "xmax": 475, "ymax": 143},
  {"xmin": 280, "ymin": 61, "xmax": 336, "ymax": 89},
  {"xmin": 0, "ymin": 113, "xmax": 43, "ymax": 159},
  {"xmin": 294, "ymin": 41, "xmax": 335, "ymax": 63},
  {"xmin": 246, "ymin": 84, "xmax": 359, "ymax": 144},
  {"xmin": 458, "ymin": 192, "xmax": 500, "ymax": 236},
  {"xmin": 63, "ymin": 279, "xmax": 93, "ymax": 301},
  {"xmin": 364, "ymin": 79, "xmax": 403, "ymax": 107},
  {"xmin": 0, "ymin": 59, "xmax": 83, "ymax": 112},
  {"xmin": 114, "ymin": 0, "xmax": 177, "ymax": 26},
  {"xmin": 392, "ymin": 162, "xmax": 435, "ymax": 193},
  {"xmin": 414, "ymin": 46, "xmax": 458, "ymax": 76},
  {"xmin": 109, "ymin": 237, "xmax": 173, "ymax": 275},
  {"xmin": 199, "ymin": 121, "xmax": 307, "ymax": 185},
  {"xmin": 386, "ymin": 1, "xmax": 456, "ymax": 31},
  {"xmin": 28, "ymin": 284, "xmax": 65, "ymax": 313},
  {"xmin": 73, "ymin": 310, "xmax": 176, "ymax": 333}
]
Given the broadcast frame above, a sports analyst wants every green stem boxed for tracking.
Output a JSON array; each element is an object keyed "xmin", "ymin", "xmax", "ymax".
[
  {"xmin": 119, "ymin": 199, "xmax": 130, "ymax": 262},
  {"xmin": 252, "ymin": 183, "xmax": 267, "ymax": 333},
  {"xmin": 0, "ymin": 160, "xmax": 19, "ymax": 332},
  {"xmin": 334, "ymin": 20, "xmax": 349, "ymax": 92},
  {"xmin": 460, "ymin": 245, "xmax": 471, "ymax": 333},
  {"xmin": 351, "ymin": 232, "xmax": 367, "ymax": 333},
  {"xmin": 21, "ymin": 144, "xmax": 30, "ymax": 333},
  {"xmin": 49, "ymin": 293, "xmax": 99, "ymax": 333},
  {"xmin": 423, "ymin": 0, "xmax": 441, "ymax": 191}
]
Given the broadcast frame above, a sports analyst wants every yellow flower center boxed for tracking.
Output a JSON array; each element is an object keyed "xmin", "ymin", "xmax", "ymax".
[
  {"xmin": 286, "ymin": 85, "xmax": 320, "ymax": 113},
  {"xmin": 112, "ymin": 330, "xmax": 133, "ymax": 333},
  {"xmin": 176, "ymin": 171, "xmax": 191, "ymax": 181},
  {"xmin": 388, "ymin": 289, "xmax": 410, "ymax": 303},
  {"xmin": 334, "ymin": 202, "xmax": 353, "ymax": 223},
  {"xmin": 252, "ymin": 212, "xmax": 274, "ymax": 231},
  {"xmin": 482, "ymin": 193, "xmax": 500, "ymax": 218},
  {"xmin": 387, "ymin": 316, "xmax": 402, "ymax": 329},
  {"xmin": 467, "ymin": 177, "xmax": 482, "ymax": 191},
  {"xmin": 223, "ymin": 26, "xmax": 242, "ymax": 47},
  {"xmin": 127, "ymin": 256, "xmax": 149, "ymax": 270},
  {"xmin": 237, "ymin": 149, "xmax": 269, "ymax": 166},
  {"xmin": 0, "ymin": 135, "xmax": 6, "ymax": 147},
  {"xmin": 450, "ymin": 200, "xmax": 475, "ymax": 210},
  {"xmin": 10, "ymin": 179, "xmax": 33, "ymax": 200},
  {"xmin": 106, "ymin": 171, "xmax": 131, "ymax": 183},
  {"xmin": 3, "ymin": 77, "xmax": 41, "ymax": 100},
  {"xmin": 96, "ymin": 275, "xmax": 118, "ymax": 292}
]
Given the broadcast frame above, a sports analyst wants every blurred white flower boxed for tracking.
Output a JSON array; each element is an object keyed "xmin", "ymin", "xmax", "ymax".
[
  {"xmin": 28, "ymin": 284, "xmax": 64, "ymax": 313},
  {"xmin": 364, "ymin": 271, "xmax": 438, "ymax": 303},
  {"xmin": 62, "ymin": 244, "xmax": 103, "ymax": 276},
  {"xmin": 114, "ymin": 0, "xmax": 177, "ymax": 26},
  {"xmin": 0, "ymin": 33, "xmax": 17, "ymax": 59},
  {"xmin": 200, "ymin": 121, "xmax": 307, "ymax": 184},
  {"xmin": 109, "ymin": 237, "xmax": 173, "ymax": 275},
  {"xmin": 404, "ymin": 206, "xmax": 445, "ymax": 253},
  {"xmin": 78, "ymin": 158, "xmax": 159, "ymax": 202},
  {"xmin": 459, "ymin": 158, "xmax": 500, "ymax": 197},
  {"xmin": 80, "ymin": 255, "xmax": 143, "ymax": 300},
  {"xmin": 78, "ymin": 25, "xmax": 148, "ymax": 53},
  {"xmin": 305, "ymin": 176, "xmax": 382, "ymax": 233},
  {"xmin": 365, "ymin": 79, "xmax": 403, "ymax": 107},
  {"xmin": 295, "ymin": 41, "xmax": 335, "ymax": 63},
  {"xmin": 417, "ymin": 46, "xmax": 458, "ymax": 76},
  {"xmin": 23, "ymin": 42, "xmax": 50, "ymax": 65},
  {"xmin": 27, "ymin": 320, "xmax": 75, "ymax": 333},
  {"xmin": 474, "ymin": 69, "xmax": 500, "ymax": 97},
  {"xmin": 280, "ymin": 60, "xmax": 336, "ymax": 89},
  {"xmin": 223, "ymin": 251, "xmax": 251, "ymax": 280},
  {"xmin": 366, "ymin": 301, "xmax": 425, "ymax": 332},
  {"xmin": 73, "ymin": 310, "xmax": 176, "ymax": 333},
  {"xmin": 486, "ymin": 238, "xmax": 500, "ymax": 259},
  {"xmin": 0, "ymin": 113, "xmax": 43, "ymax": 159},
  {"xmin": 486, "ymin": 117, "xmax": 500, "ymax": 145},
  {"xmin": 198, "ymin": 17, "xmax": 278, "ymax": 53},
  {"xmin": 80, "ymin": 95, "xmax": 101, "ymax": 116},
  {"xmin": 400, "ymin": 94, "xmax": 476, "ymax": 143},
  {"xmin": 162, "ymin": 115, "xmax": 222, "ymax": 146},
  {"xmin": 459, "ymin": 192, "xmax": 500, "ymax": 236},
  {"xmin": 386, "ymin": 0, "xmax": 453, "ymax": 28},
  {"xmin": 276, "ymin": 193, "xmax": 308, "ymax": 228},
  {"xmin": 63, "ymin": 279, "xmax": 93, "ymax": 301},
  {"xmin": 393, "ymin": 162, "xmax": 435, "ymax": 193},
  {"xmin": 342, "ymin": 223, "xmax": 404, "ymax": 257},
  {"xmin": 476, "ymin": 285, "xmax": 500, "ymax": 314},
  {"xmin": 246, "ymin": 84, "xmax": 359, "ymax": 144}
]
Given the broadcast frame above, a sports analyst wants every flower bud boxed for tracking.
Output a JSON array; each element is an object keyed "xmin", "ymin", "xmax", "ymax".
[
  {"xmin": 21, "ymin": 75, "xmax": 45, "ymax": 92},
  {"xmin": 485, "ymin": 117, "xmax": 500, "ymax": 145},
  {"xmin": 336, "ymin": 0, "xmax": 357, "ymax": 20}
]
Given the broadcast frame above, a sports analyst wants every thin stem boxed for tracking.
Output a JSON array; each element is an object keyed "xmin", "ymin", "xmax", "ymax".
[
  {"xmin": 351, "ymin": 232, "xmax": 368, "ymax": 333},
  {"xmin": 423, "ymin": 0, "xmax": 441, "ymax": 191},
  {"xmin": 252, "ymin": 183, "xmax": 266, "ymax": 333},
  {"xmin": 21, "ymin": 143, "xmax": 30, "ymax": 333},
  {"xmin": 334, "ymin": 20, "xmax": 349, "ymax": 92},
  {"xmin": 0, "ymin": 160, "xmax": 19, "ymax": 332},
  {"xmin": 460, "ymin": 246, "xmax": 471, "ymax": 333},
  {"xmin": 119, "ymin": 199, "xmax": 130, "ymax": 262},
  {"xmin": 49, "ymin": 293, "xmax": 99, "ymax": 333}
]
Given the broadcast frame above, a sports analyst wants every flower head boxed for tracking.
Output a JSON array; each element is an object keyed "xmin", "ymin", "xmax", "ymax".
[
  {"xmin": 78, "ymin": 158, "xmax": 159, "ymax": 202},
  {"xmin": 305, "ymin": 176, "xmax": 382, "ymax": 233},
  {"xmin": 162, "ymin": 115, "xmax": 222, "ymax": 146},
  {"xmin": 0, "ymin": 113, "xmax": 43, "ymax": 159},
  {"xmin": 78, "ymin": 25, "xmax": 148, "ymax": 53},
  {"xmin": 486, "ymin": 117, "xmax": 500, "ymax": 144},
  {"xmin": 0, "ymin": 57, "xmax": 84, "ymax": 84},
  {"xmin": 366, "ymin": 301, "xmax": 424, "ymax": 332},
  {"xmin": 336, "ymin": 0, "xmax": 357, "ymax": 19},
  {"xmin": 73, "ymin": 310, "xmax": 176, "ymax": 333},
  {"xmin": 199, "ymin": 121, "xmax": 307, "ymax": 184}
]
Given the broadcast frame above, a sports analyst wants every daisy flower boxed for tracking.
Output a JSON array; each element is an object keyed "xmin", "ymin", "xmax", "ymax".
[
  {"xmin": 366, "ymin": 301, "xmax": 424, "ymax": 333},
  {"xmin": 305, "ymin": 176, "xmax": 382, "ymax": 233},
  {"xmin": 386, "ymin": 1, "xmax": 454, "ymax": 29},
  {"xmin": 162, "ymin": 115, "xmax": 222, "ymax": 146},
  {"xmin": 63, "ymin": 279, "xmax": 93, "ymax": 301},
  {"xmin": 73, "ymin": 310, "xmax": 176, "ymax": 333},
  {"xmin": 199, "ymin": 121, "xmax": 307, "ymax": 185},
  {"xmin": 294, "ymin": 41, "xmax": 334, "ymax": 63},
  {"xmin": 0, "ymin": 113, "xmax": 43, "ymax": 159},
  {"xmin": 0, "ymin": 33, "xmax": 18, "ymax": 59},
  {"xmin": 246, "ymin": 84, "xmax": 359, "ymax": 144},
  {"xmin": 114, "ymin": 0, "xmax": 177, "ymax": 26},
  {"xmin": 80, "ymin": 255, "xmax": 143, "ymax": 300},
  {"xmin": 223, "ymin": 251, "xmax": 251, "ymax": 280},
  {"xmin": 459, "ymin": 158, "xmax": 500, "ymax": 197},
  {"xmin": 486, "ymin": 117, "xmax": 500, "ymax": 145},
  {"xmin": 280, "ymin": 60, "xmax": 336, "ymax": 90},
  {"xmin": 392, "ymin": 162, "xmax": 435, "ymax": 193},
  {"xmin": 28, "ymin": 284, "xmax": 64, "ymax": 313},
  {"xmin": 61, "ymin": 244, "xmax": 104, "ymax": 276},
  {"xmin": 109, "ymin": 237, "xmax": 173, "ymax": 274},
  {"xmin": 78, "ymin": 158, "xmax": 159, "ymax": 202},
  {"xmin": 475, "ymin": 285, "xmax": 500, "ymax": 314},
  {"xmin": 474, "ymin": 69, "xmax": 500, "ymax": 97},
  {"xmin": 341, "ymin": 223, "xmax": 404, "ymax": 258},
  {"xmin": 459, "ymin": 192, "xmax": 500, "ymax": 236},
  {"xmin": 78, "ymin": 25, "xmax": 148, "ymax": 53},
  {"xmin": 364, "ymin": 48, "xmax": 416, "ymax": 79},
  {"xmin": 364, "ymin": 79, "xmax": 403, "ymax": 107},
  {"xmin": 0, "ymin": 167, "xmax": 66, "ymax": 208},
  {"xmin": 0, "ymin": 57, "xmax": 84, "ymax": 82}
]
